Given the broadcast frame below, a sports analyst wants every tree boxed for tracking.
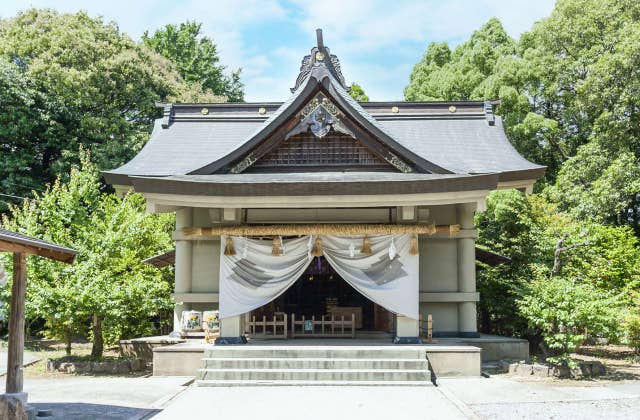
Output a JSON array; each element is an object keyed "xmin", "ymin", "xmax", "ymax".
[
  {"xmin": 142, "ymin": 21, "xmax": 244, "ymax": 102},
  {"xmin": 0, "ymin": 9, "xmax": 211, "ymax": 206},
  {"xmin": 1, "ymin": 152, "xmax": 174, "ymax": 357},
  {"xmin": 349, "ymin": 83, "xmax": 369, "ymax": 102},
  {"xmin": 476, "ymin": 190, "xmax": 640, "ymax": 338},
  {"xmin": 404, "ymin": 18, "xmax": 516, "ymax": 102},
  {"xmin": 0, "ymin": 59, "xmax": 45, "ymax": 209},
  {"xmin": 518, "ymin": 268, "xmax": 620, "ymax": 368}
]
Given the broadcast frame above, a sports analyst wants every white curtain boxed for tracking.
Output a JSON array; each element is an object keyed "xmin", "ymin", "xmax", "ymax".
[
  {"xmin": 322, "ymin": 234, "xmax": 419, "ymax": 319},
  {"xmin": 219, "ymin": 234, "xmax": 419, "ymax": 320},
  {"xmin": 219, "ymin": 235, "xmax": 312, "ymax": 318}
]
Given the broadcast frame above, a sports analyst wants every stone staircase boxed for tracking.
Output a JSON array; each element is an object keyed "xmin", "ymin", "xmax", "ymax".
[{"xmin": 196, "ymin": 346, "xmax": 432, "ymax": 386}]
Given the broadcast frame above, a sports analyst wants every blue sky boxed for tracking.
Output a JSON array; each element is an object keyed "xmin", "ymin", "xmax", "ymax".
[{"xmin": 1, "ymin": 0, "xmax": 556, "ymax": 102}]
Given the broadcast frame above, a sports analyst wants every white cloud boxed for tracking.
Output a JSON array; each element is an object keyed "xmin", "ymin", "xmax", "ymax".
[{"xmin": 0, "ymin": 0, "xmax": 556, "ymax": 101}]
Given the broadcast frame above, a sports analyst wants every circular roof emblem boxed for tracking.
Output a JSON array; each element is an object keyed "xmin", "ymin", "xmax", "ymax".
[
  {"xmin": 449, "ymin": 105, "xmax": 457, "ymax": 113},
  {"xmin": 391, "ymin": 106, "xmax": 399, "ymax": 113},
  {"xmin": 201, "ymin": 107, "xmax": 209, "ymax": 115}
]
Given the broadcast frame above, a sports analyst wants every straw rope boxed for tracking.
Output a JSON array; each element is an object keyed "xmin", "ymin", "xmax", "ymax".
[{"xmin": 182, "ymin": 223, "xmax": 460, "ymax": 237}]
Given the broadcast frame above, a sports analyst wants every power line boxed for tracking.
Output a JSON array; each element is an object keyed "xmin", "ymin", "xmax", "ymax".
[{"xmin": 0, "ymin": 193, "xmax": 31, "ymax": 201}]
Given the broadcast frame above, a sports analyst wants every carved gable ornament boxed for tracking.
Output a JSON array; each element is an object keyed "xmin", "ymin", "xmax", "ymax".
[{"xmin": 286, "ymin": 95, "xmax": 354, "ymax": 140}]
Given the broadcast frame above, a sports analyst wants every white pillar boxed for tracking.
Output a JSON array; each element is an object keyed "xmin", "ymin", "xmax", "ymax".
[
  {"xmin": 395, "ymin": 316, "xmax": 419, "ymax": 338},
  {"xmin": 173, "ymin": 208, "xmax": 193, "ymax": 332},
  {"xmin": 220, "ymin": 316, "xmax": 243, "ymax": 337},
  {"xmin": 457, "ymin": 203, "xmax": 478, "ymax": 336}
]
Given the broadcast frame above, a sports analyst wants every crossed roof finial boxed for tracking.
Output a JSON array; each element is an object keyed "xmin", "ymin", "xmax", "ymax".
[{"xmin": 290, "ymin": 29, "xmax": 348, "ymax": 92}]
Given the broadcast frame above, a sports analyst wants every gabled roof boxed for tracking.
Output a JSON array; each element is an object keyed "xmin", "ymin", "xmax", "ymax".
[
  {"xmin": 103, "ymin": 31, "xmax": 545, "ymax": 193},
  {"xmin": 187, "ymin": 65, "xmax": 451, "ymax": 175}
]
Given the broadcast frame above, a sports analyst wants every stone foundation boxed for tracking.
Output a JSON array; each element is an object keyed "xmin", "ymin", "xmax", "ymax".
[{"xmin": 46, "ymin": 358, "xmax": 147, "ymax": 374}]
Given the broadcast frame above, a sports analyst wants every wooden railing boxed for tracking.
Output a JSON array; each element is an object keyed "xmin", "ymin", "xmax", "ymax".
[
  {"xmin": 290, "ymin": 313, "xmax": 356, "ymax": 338},
  {"xmin": 247, "ymin": 314, "xmax": 288, "ymax": 339}
]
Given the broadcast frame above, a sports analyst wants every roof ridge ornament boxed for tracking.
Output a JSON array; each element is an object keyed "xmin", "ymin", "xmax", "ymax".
[
  {"xmin": 484, "ymin": 101, "xmax": 495, "ymax": 126},
  {"xmin": 161, "ymin": 103, "xmax": 174, "ymax": 129},
  {"xmin": 291, "ymin": 29, "xmax": 348, "ymax": 93},
  {"xmin": 286, "ymin": 94, "xmax": 354, "ymax": 139}
]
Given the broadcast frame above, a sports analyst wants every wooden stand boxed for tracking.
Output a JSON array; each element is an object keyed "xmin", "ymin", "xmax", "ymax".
[{"xmin": 247, "ymin": 314, "xmax": 288, "ymax": 339}]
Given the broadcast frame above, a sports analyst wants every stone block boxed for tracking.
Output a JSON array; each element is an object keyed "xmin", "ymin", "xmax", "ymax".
[
  {"xmin": 578, "ymin": 361, "xmax": 606, "ymax": 377},
  {"xmin": 0, "ymin": 394, "xmax": 27, "ymax": 420}
]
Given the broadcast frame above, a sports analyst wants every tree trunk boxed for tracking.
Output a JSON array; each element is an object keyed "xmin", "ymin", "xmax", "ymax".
[
  {"xmin": 65, "ymin": 327, "xmax": 72, "ymax": 356},
  {"xmin": 91, "ymin": 314, "xmax": 104, "ymax": 358}
]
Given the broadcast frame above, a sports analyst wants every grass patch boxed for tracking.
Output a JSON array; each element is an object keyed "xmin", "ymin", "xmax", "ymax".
[{"xmin": 1, "ymin": 339, "xmax": 147, "ymax": 378}]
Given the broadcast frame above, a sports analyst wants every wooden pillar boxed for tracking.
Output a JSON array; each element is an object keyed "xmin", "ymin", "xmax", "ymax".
[{"xmin": 6, "ymin": 252, "xmax": 26, "ymax": 394}]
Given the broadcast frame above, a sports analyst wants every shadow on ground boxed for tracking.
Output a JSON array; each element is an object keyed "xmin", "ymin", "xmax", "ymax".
[{"xmin": 32, "ymin": 402, "xmax": 160, "ymax": 420}]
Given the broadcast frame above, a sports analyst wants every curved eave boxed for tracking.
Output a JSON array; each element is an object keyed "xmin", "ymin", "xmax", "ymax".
[
  {"xmin": 128, "ymin": 173, "xmax": 498, "ymax": 197},
  {"xmin": 495, "ymin": 167, "xmax": 546, "ymax": 182}
]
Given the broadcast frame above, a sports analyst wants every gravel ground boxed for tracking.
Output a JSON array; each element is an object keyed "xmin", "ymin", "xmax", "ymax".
[
  {"xmin": 471, "ymin": 398, "xmax": 640, "ymax": 420},
  {"xmin": 0, "ymin": 350, "xmax": 40, "ymax": 375},
  {"xmin": 439, "ymin": 376, "xmax": 640, "ymax": 420}
]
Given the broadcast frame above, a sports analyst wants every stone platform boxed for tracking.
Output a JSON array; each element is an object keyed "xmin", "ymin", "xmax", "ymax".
[{"xmin": 148, "ymin": 335, "xmax": 528, "ymax": 379}]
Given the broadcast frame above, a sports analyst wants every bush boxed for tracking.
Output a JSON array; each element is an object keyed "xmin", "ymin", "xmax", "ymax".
[
  {"xmin": 623, "ymin": 313, "xmax": 640, "ymax": 358},
  {"xmin": 518, "ymin": 267, "xmax": 621, "ymax": 367}
]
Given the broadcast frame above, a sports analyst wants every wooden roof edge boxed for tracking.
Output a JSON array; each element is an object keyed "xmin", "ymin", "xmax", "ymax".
[{"xmin": 0, "ymin": 229, "xmax": 77, "ymax": 264}]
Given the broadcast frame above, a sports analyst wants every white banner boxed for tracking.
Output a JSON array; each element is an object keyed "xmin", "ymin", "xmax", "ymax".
[{"xmin": 219, "ymin": 234, "xmax": 419, "ymax": 320}]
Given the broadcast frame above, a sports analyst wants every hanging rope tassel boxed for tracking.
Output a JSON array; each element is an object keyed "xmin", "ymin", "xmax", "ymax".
[
  {"xmin": 311, "ymin": 237, "xmax": 324, "ymax": 257},
  {"xmin": 409, "ymin": 235, "xmax": 419, "ymax": 255},
  {"xmin": 272, "ymin": 236, "xmax": 283, "ymax": 255},
  {"xmin": 224, "ymin": 236, "xmax": 236, "ymax": 256},
  {"xmin": 361, "ymin": 236, "xmax": 372, "ymax": 255}
]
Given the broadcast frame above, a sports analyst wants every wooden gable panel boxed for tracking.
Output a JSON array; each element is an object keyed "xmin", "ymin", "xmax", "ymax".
[{"xmin": 246, "ymin": 132, "xmax": 396, "ymax": 172}]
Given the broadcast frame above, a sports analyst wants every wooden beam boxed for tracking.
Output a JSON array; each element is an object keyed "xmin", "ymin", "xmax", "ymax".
[
  {"xmin": 6, "ymin": 252, "xmax": 26, "ymax": 394},
  {"xmin": 180, "ymin": 223, "xmax": 460, "ymax": 237},
  {"xmin": 0, "ymin": 240, "xmax": 75, "ymax": 264}
]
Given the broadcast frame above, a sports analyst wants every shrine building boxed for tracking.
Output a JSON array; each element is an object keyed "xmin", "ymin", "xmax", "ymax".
[{"xmin": 104, "ymin": 30, "xmax": 543, "ymax": 372}]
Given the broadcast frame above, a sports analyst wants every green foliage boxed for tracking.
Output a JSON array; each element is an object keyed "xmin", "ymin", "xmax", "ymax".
[
  {"xmin": 142, "ymin": 21, "xmax": 244, "ymax": 102},
  {"xmin": 0, "ymin": 9, "xmax": 212, "ymax": 207},
  {"xmin": 518, "ymin": 269, "xmax": 621, "ymax": 367},
  {"xmin": 477, "ymin": 190, "xmax": 640, "ymax": 339},
  {"xmin": 349, "ymin": 83, "xmax": 369, "ymax": 102},
  {"xmin": 0, "ymin": 58, "xmax": 44, "ymax": 207},
  {"xmin": 546, "ymin": 141, "xmax": 640, "ymax": 224},
  {"xmin": 404, "ymin": 18, "xmax": 515, "ymax": 101},
  {"xmin": 476, "ymin": 190, "xmax": 553, "ymax": 336},
  {"xmin": 1, "ymin": 153, "xmax": 173, "ymax": 355},
  {"xmin": 405, "ymin": 1, "xmax": 640, "ymax": 222},
  {"xmin": 623, "ymin": 311, "xmax": 640, "ymax": 357}
]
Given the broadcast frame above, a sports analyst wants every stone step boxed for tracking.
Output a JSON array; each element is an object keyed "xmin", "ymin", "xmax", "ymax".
[
  {"xmin": 202, "ymin": 357, "xmax": 428, "ymax": 370},
  {"xmin": 204, "ymin": 347, "xmax": 426, "ymax": 360},
  {"xmin": 196, "ymin": 379, "xmax": 433, "ymax": 387},
  {"xmin": 198, "ymin": 368, "xmax": 430, "ymax": 382}
]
